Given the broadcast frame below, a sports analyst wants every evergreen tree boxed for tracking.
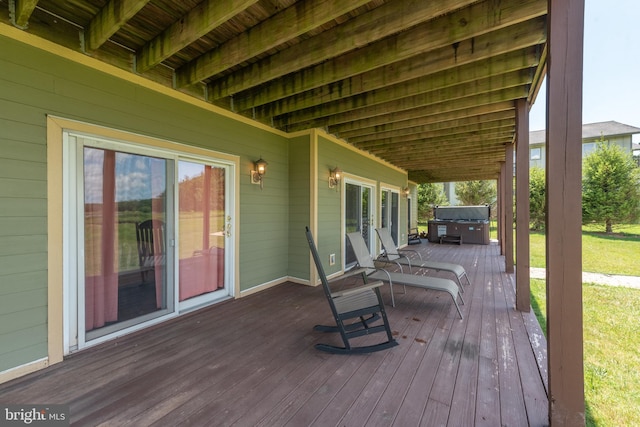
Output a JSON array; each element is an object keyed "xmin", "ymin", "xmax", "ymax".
[
  {"xmin": 582, "ymin": 143, "xmax": 640, "ymax": 233},
  {"xmin": 417, "ymin": 183, "xmax": 448, "ymax": 222},
  {"xmin": 529, "ymin": 167, "xmax": 546, "ymax": 231},
  {"xmin": 454, "ymin": 180, "xmax": 496, "ymax": 206}
]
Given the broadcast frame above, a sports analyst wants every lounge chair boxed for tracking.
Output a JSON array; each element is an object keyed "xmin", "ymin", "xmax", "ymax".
[
  {"xmin": 375, "ymin": 227, "xmax": 471, "ymax": 293},
  {"xmin": 305, "ymin": 227, "xmax": 398, "ymax": 354},
  {"xmin": 346, "ymin": 232, "xmax": 463, "ymax": 319},
  {"xmin": 407, "ymin": 227, "xmax": 421, "ymax": 245}
]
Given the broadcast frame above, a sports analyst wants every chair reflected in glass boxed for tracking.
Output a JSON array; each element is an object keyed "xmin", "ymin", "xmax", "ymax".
[{"xmin": 135, "ymin": 219, "xmax": 165, "ymax": 283}]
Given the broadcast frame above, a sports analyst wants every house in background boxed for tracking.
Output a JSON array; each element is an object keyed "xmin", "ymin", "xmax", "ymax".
[
  {"xmin": 442, "ymin": 120, "xmax": 640, "ymax": 206},
  {"xmin": 529, "ymin": 121, "xmax": 640, "ymax": 168}
]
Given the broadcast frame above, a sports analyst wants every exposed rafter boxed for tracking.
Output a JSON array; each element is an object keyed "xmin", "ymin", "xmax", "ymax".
[
  {"xmin": 173, "ymin": 0, "xmax": 373, "ymax": 86},
  {"xmin": 200, "ymin": 0, "xmax": 484, "ymax": 96},
  {"xmin": 136, "ymin": 0, "xmax": 258, "ymax": 73},
  {"xmin": 10, "ymin": 0, "xmax": 39, "ymax": 28},
  {"xmin": 236, "ymin": 17, "xmax": 546, "ymax": 114},
  {"xmin": 85, "ymin": 0, "xmax": 150, "ymax": 51},
  {"xmin": 278, "ymin": 74, "xmax": 531, "ymax": 132},
  {"xmin": 2, "ymin": 0, "xmax": 548, "ymax": 183}
]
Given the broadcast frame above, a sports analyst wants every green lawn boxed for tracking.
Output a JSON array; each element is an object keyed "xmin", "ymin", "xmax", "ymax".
[
  {"xmin": 529, "ymin": 226, "xmax": 640, "ymax": 276},
  {"xmin": 529, "ymin": 224, "xmax": 640, "ymax": 426},
  {"xmin": 531, "ymin": 279, "xmax": 640, "ymax": 427}
]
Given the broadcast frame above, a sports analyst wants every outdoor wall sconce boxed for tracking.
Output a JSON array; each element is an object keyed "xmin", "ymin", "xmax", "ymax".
[
  {"xmin": 251, "ymin": 158, "xmax": 268, "ymax": 189},
  {"xmin": 402, "ymin": 186, "xmax": 410, "ymax": 197},
  {"xmin": 328, "ymin": 167, "xmax": 342, "ymax": 189}
]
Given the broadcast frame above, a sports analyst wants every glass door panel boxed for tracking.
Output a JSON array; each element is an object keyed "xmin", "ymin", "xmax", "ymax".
[
  {"xmin": 381, "ymin": 189, "xmax": 400, "ymax": 245},
  {"xmin": 391, "ymin": 192, "xmax": 399, "ymax": 244},
  {"xmin": 345, "ymin": 182, "xmax": 373, "ymax": 267},
  {"xmin": 178, "ymin": 161, "xmax": 227, "ymax": 306},
  {"xmin": 83, "ymin": 146, "xmax": 170, "ymax": 341}
]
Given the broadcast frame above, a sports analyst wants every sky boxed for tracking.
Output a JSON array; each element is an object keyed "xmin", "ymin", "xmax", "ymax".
[{"xmin": 528, "ymin": 0, "xmax": 640, "ymax": 143}]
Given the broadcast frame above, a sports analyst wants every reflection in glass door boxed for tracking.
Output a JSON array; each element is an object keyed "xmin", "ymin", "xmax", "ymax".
[
  {"xmin": 72, "ymin": 133, "xmax": 234, "ymax": 350},
  {"xmin": 178, "ymin": 161, "xmax": 228, "ymax": 310},
  {"xmin": 83, "ymin": 146, "xmax": 172, "ymax": 341},
  {"xmin": 381, "ymin": 189, "xmax": 400, "ymax": 245},
  {"xmin": 345, "ymin": 181, "xmax": 374, "ymax": 267}
]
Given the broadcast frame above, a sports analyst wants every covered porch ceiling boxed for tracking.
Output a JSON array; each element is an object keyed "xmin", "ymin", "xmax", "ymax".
[{"xmin": 2, "ymin": 0, "xmax": 547, "ymax": 183}]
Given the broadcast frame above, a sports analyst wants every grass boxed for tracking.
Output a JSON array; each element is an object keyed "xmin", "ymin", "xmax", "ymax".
[
  {"xmin": 531, "ymin": 279, "xmax": 640, "ymax": 426},
  {"xmin": 529, "ymin": 226, "xmax": 640, "ymax": 276},
  {"xmin": 529, "ymin": 223, "xmax": 640, "ymax": 426}
]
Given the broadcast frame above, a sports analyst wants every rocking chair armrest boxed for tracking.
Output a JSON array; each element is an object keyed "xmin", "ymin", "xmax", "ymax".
[
  {"xmin": 330, "ymin": 281, "xmax": 384, "ymax": 298},
  {"xmin": 328, "ymin": 267, "xmax": 369, "ymax": 283}
]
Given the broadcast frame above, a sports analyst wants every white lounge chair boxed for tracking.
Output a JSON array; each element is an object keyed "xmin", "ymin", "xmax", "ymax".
[
  {"xmin": 375, "ymin": 227, "xmax": 471, "ymax": 293},
  {"xmin": 346, "ymin": 232, "xmax": 463, "ymax": 319}
]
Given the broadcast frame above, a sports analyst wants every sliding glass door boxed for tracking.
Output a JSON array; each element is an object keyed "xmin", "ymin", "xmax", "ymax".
[
  {"xmin": 177, "ymin": 161, "xmax": 229, "ymax": 311},
  {"xmin": 344, "ymin": 179, "xmax": 376, "ymax": 267},
  {"xmin": 381, "ymin": 188, "xmax": 400, "ymax": 245},
  {"xmin": 68, "ymin": 132, "xmax": 234, "ymax": 350},
  {"xmin": 82, "ymin": 145, "xmax": 172, "ymax": 342}
]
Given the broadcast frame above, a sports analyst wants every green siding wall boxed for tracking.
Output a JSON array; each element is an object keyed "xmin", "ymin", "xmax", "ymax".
[
  {"xmin": 288, "ymin": 136, "xmax": 311, "ymax": 281},
  {"xmin": 0, "ymin": 35, "xmax": 291, "ymax": 372},
  {"xmin": 316, "ymin": 135, "xmax": 408, "ymax": 275},
  {"xmin": 0, "ymin": 34, "xmax": 408, "ymax": 376}
]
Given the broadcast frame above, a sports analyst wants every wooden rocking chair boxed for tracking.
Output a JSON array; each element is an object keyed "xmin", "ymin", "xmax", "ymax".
[{"xmin": 305, "ymin": 227, "xmax": 398, "ymax": 354}]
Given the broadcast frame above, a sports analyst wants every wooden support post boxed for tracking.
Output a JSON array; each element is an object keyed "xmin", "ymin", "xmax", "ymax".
[
  {"xmin": 546, "ymin": 0, "xmax": 585, "ymax": 424},
  {"xmin": 505, "ymin": 143, "xmax": 514, "ymax": 273},
  {"xmin": 515, "ymin": 98, "xmax": 530, "ymax": 311},
  {"xmin": 498, "ymin": 164, "xmax": 506, "ymax": 255}
]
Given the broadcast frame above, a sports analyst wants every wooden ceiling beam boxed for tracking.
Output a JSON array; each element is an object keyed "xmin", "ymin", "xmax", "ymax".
[
  {"xmin": 363, "ymin": 135, "xmax": 513, "ymax": 159},
  {"xmin": 85, "ymin": 0, "xmax": 151, "ymax": 51},
  {"xmin": 384, "ymin": 146, "xmax": 509, "ymax": 166},
  {"xmin": 403, "ymin": 158, "xmax": 507, "ymax": 172},
  {"xmin": 333, "ymin": 102, "xmax": 515, "ymax": 139},
  {"xmin": 168, "ymin": 0, "xmax": 371, "ymax": 81},
  {"xmin": 374, "ymin": 131, "xmax": 513, "ymax": 149},
  {"xmin": 363, "ymin": 135, "xmax": 509, "ymax": 155},
  {"xmin": 253, "ymin": 47, "xmax": 539, "ymax": 121},
  {"xmin": 362, "ymin": 144, "xmax": 509, "ymax": 164},
  {"xmin": 347, "ymin": 112, "xmax": 516, "ymax": 145},
  {"xmin": 236, "ymin": 17, "xmax": 545, "ymax": 113},
  {"xmin": 10, "ymin": 0, "xmax": 39, "ymax": 28},
  {"xmin": 410, "ymin": 168, "xmax": 501, "ymax": 183},
  {"xmin": 136, "ymin": 0, "xmax": 258, "ymax": 72},
  {"xmin": 279, "ymin": 72, "xmax": 531, "ymax": 131},
  {"xmin": 204, "ymin": 0, "xmax": 545, "ymax": 98},
  {"xmin": 189, "ymin": 0, "xmax": 479, "ymax": 91},
  {"xmin": 413, "ymin": 158, "xmax": 505, "ymax": 169},
  {"xmin": 307, "ymin": 87, "xmax": 526, "ymax": 134}
]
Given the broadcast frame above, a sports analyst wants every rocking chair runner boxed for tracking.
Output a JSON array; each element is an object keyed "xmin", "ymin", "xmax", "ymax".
[{"xmin": 305, "ymin": 227, "xmax": 398, "ymax": 354}]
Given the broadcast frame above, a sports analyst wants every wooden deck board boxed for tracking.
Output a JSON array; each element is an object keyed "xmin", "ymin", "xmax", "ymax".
[
  {"xmin": 476, "ymin": 247, "xmax": 502, "ymax": 427},
  {"xmin": 493, "ymin": 250, "xmax": 530, "ymax": 427},
  {"xmin": 0, "ymin": 241, "xmax": 548, "ymax": 426}
]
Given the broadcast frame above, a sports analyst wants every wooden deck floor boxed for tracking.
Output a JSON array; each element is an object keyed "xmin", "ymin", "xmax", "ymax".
[{"xmin": 0, "ymin": 241, "xmax": 549, "ymax": 426}]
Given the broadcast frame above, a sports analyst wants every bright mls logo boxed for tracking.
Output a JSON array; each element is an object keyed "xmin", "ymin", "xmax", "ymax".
[{"xmin": 1, "ymin": 405, "xmax": 69, "ymax": 426}]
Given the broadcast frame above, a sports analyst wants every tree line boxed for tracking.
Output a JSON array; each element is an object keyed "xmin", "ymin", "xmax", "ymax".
[{"xmin": 418, "ymin": 142, "xmax": 640, "ymax": 233}]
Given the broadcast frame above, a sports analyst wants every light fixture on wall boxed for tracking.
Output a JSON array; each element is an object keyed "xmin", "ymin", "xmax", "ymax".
[
  {"xmin": 402, "ymin": 186, "xmax": 410, "ymax": 197},
  {"xmin": 251, "ymin": 157, "xmax": 268, "ymax": 189},
  {"xmin": 328, "ymin": 167, "xmax": 342, "ymax": 189}
]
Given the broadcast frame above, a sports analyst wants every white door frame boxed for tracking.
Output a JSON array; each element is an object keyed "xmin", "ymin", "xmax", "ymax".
[
  {"xmin": 342, "ymin": 174, "xmax": 377, "ymax": 267},
  {"xmin": 63, "ymin": 128, "xmax": 237, "ymax": 353}
]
